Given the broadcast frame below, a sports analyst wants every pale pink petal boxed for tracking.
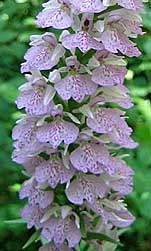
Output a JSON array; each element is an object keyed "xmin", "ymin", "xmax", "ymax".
[
  {"xmin": 117, "ymin": 0, "xmax": 143, "ymax": 11},
  {"xmin": 35, "ymin": 9, "xmax": 73, "ymax": 29},
  {"xmin": 70, "ymin": 0, "xmax": 107, "ymax": 13},
  {"xmin": 92, "ymin": 65, "xmax": 127, "ymax": 86},
  {"xmin": 105, "ymin": 209, "xmax": 135, "ymax": 228},
  {"xmin": 66, "ymin": 175, "xmax": 108, "ymax": 205},
  {"xmin": 35, "ymin": 158, "xmax": 75, "ymax": 188},
  {"xmin": 16, "ymin": 87, "xmax": 55, "ymax": 116},
  {"xmin": 42, "ymin": 216, "xmax": 81, "ymax": 248},
  {"xmin": 70, "ymin": 143, "xmax": 109, "ymax": 174},
  {"xmin": 20, "ymin": 204, "xmax": 44, "ymax": 229},
  {"xmin": 101, "ymin": 29, "xmax": 141, "ymax": 57},
  {"xmin": 55, "ymin": 75, "xmax": 97, "ymax": 102},
  {"xmin": 36, "ymin": 121, "xmax": 79, "ymax": 148},
  {"xmin": 62, "ymin": 31, "xmax": 104, "ymax": 53},
  {"xmin": 19, "ymin": 179, "xmax": 54, "ymax": 208}
]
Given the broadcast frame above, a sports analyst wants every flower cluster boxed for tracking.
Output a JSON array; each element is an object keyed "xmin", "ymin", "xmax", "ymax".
[{"xmin": 12, "ymin": 0, "xmax": 145, "ymax": 250}]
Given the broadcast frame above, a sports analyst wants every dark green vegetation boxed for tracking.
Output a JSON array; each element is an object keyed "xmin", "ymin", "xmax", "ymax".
[{"xmin": 0, "ymin": 1, "xmax": 151, "ymax": 250}]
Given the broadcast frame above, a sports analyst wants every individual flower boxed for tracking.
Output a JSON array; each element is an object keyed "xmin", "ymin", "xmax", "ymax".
[
  {"xmin": 104, "ymin": 156, "xmax": 134, "ymax": 194},
  {"xmin": 41, "ymin": 215, "xmax": 81, "ymax": 248},
  {"xmin": 109, "ymin": 9, "xmax": 143, "ymax": 37},
  {"xmin": 16, "ymin": 70, "xmax": 57, "ymax": 116},
  {"xmin": 108, "ymin": 122, "xmax": 138, "ymax": 149},
  {"xmin": 104, "ymin": 204, "xmax": 135, "ymax": 228},
  {"xmin": 86, "ymin": 107, "xmax": 124, "ymax": 135},
  {"xmin": 87, "ymin": 107, "xmax": 137, "ymax": 148},
  {"xmin": 66, "ymin": 174, "xmax": 109, "ymax": 205},
  {"xmin": 36, "ymin": 120, "xmax": 79, "ymax": 148},
  {"xmin": 89, "ymin": 198, "xmax": 135, "ymax": 227},
  {"xmin": 12, "ymin": 116, "xmax": 42, "ymax": 152},
  {"xmin": 35, "ymin": 0, "xmax": 73, "ymax": 29},
  {"xmin": 35, "ymin": 155, "xmax": 75, "ymax": 188},
  {"xmin": 101, "ymin": 29, "xmax": 141, "ymax": 57},
  {"xmin": 62, "ymin": 14, "xmax": 104, "ymax": 53},
  {"xmin": 20, "ymin": 204, "xmax": 44, "ymax": 229},
  {"xmin": 21, "ymin": 33, "xmax": 64, "ymax": 73},
  {"xmin": 99, "ymin": 10, "xmax": 141, "ymax": 57},
  {"xmin": 92, "ymin": 85, "xmax": 133, "ymax": 109},
  {"xmin": 16, "ymin": 85, "xmax": 56, "ymax": 116},
  {"xmin": 19, "ymin": 178, "xmax": 54, "ymax": 208},
  {"xmin": 88, "ymin": 50, "xmax": 127, "ymax": 86},
  {"xmin": 55, "ymin": 56, "xmax": 97, "ymax": 102},
  {"xmin": 70, "ymin": 142, "xmax": 110, "ymax": 174}
]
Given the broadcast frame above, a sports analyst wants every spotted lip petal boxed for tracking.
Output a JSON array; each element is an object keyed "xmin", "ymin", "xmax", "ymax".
[
  {"xmin": 92, "ymin": 65, "xmax": 127, "ymax": 86},
  {"xmin": 55, "ymin": 74, "xmax": 97, "ymax": 102},
  {"xmin": 87, "ymin": 107, "xmax": 137, "ymax": 149},
  {"xmin": 36, "ymin": 121, "xmax": 79, "ymax": 148},
  {"xmin": 116, "ymin": 0, "xmax": 143, "ymax": 11},
  {"xmin": 20, "ymin": 204, "xmax": 45, "ymax": 229},
  {"xmin": 35, "ymin": 9, "xmax": 73, "ymax": 29},
  {"xmin": 22, "ymin": 33, "xmax": 64, "ymax": 72},
  {"xmin": 12, "ymin": 117, "xmax": 41, "ymax": 151},
  {"xmin": 41, "ymin": 216, "xmax": 81, "ymax": 248},
  {"xmin": 19, "ymin": 179, "xmax": 54, "ymax": 208},
  {"xmin": 101, "ymin": 29, "xmax": 141, "ymax": 57},
  {"xmin": 66, "ymin": 174, "xmax": 109, "ymax": 205},
  {"xmin": 24, "ymin": 46, "xmax": 54, "ymax": 70},
  {"xmin": 87, "ymin": 108, "xmax": 123, "ymax": 134},
  {"xmin": 35, "ymin": 158, "xmax": 75, "ymax": 188},
  {"xmin": 69, "ymin": 0, "xmax": 107, "ymax": 13},
  {"xmin": 62, "ymin": 31, "xmax": 104, "ymax": 53},
  {"xmin": 16, "ymin": 87, "xmax": 56, "ymax": 116},
  {"xmin": 70, "ymin": 142, "xmax": 110, "ymax": 174}
]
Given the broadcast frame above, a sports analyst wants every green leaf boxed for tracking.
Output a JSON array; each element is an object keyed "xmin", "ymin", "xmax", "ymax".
[
  {"xmin": 22, "ymin": 230, "xmax": 41, "ymax": 249},
  {"xmin": 4, "ymin": 219, "xmax": 26, "ymax": 224},
  {"xmin": 80, "ymin": 49, "xmax": 96, "ymax": 64},
  {"xmin": 86, "ymin": 232, "xmax": 123, "ymax": 247},
  {"xmin": 80, "ymin": 216, "xmax": 87, "ymax": 238}
]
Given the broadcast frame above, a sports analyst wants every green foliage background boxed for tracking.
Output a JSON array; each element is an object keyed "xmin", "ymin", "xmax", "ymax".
[{"xmin": 0, "ymin": 1, "xmax": 151, "ymax": 250}]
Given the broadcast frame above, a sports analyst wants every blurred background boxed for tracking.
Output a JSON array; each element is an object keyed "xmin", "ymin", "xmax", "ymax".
[{"xmin": 0, "ymin": 1, "xmax": 151, "ymax": 250}]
